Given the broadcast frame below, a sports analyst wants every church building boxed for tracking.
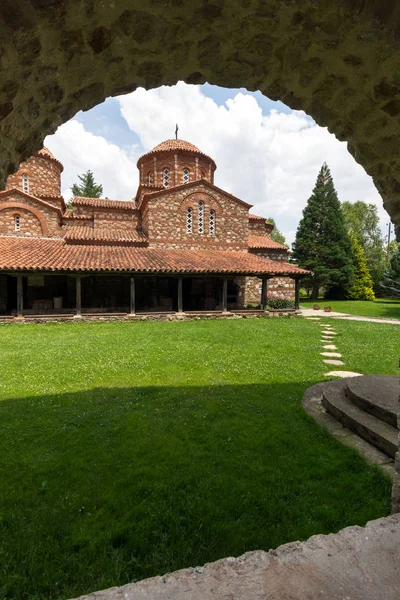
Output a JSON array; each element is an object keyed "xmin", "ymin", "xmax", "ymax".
[{"xmin": 0, "ymin": 139, "xmax": 307, "ymax": 319}]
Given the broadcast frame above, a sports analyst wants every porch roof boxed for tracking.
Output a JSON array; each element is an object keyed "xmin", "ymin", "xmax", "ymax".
[{"xmin": 0, "ymin": 236, "xmax": 309, "ymax": 276}]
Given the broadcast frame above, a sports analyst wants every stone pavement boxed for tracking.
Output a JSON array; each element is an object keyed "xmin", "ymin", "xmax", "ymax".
[
  {"xmin": 74, "ymin": 514, "xmax": 400, "ymax": 600},
  {"xmin": 301, "ymin": 308, "xmax": 400, "ymax": 325}
]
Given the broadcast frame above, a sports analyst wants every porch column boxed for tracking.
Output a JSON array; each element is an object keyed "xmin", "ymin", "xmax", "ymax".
[
  {"xmin": 261, "ymin": 277, "xmax": 268, "ymax": 312},
  {"xmin": 16, "ymin": 274, "xmax": 23, "ymax": 317},
  {"xmin": 75, "ymin": 275, "xmax": 82, "ymax": 317},
  {"xmin": 294, "ymin": 278, "xmax": 300, "ymax": 310},
  {"xmin": 222, "ymin": 277, "xmax": 228, "ymax": 312},
  {"xmin": 177, "ymin": 277, "xmax": 183, "ymax": 313},
  {"xmin": 130, "ymin": 277, "xmax": 136, "ymax": 315}
]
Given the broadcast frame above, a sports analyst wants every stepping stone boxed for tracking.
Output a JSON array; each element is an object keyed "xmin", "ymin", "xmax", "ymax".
[
  {"xmin": 319, "ymin": 324, "xmax": 333, "ymax": 327},
  {"xmin": 325, "ymin": 371, "xmax": 362, "ymax": 378},
  {"xmin": 322, "ymin": 331, "xmax": 336, "ymax": 335},
  {"xmin": 323, "ymin": 359, "xmax": 345, "ymax": 366},
  {"xmin": 321, "ymin": 352, "xmax": 342, "ymax": 357},
  {"xmin": 323, "ymin": 344, "xmax": 337, "ymax": 350},
  {"xmin": 305, "ymin": 317, "xmax": 321, "ymax": 320}
]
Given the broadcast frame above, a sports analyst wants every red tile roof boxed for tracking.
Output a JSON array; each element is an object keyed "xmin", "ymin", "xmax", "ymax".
[
  {"xmin": 248, "ymin": 236, "xmax": 287, "ymax": 250},
  {"xmin": 0, "ymin": 236, "xmax": 309, "ymax": 276},
  {"xmin": 138, "ymin": 139, "xmax": 216, "ymax": 169},
  {"xmin": 64, "ymin": 226, "xmax": 147, "ymax": 246},
  {"xmin": 71, "ymin": 197, "xmax": 138, "ymax": 210},
  {"xmin": 249, "ymin": 214, "xmax": 266, "ymax": 221}
]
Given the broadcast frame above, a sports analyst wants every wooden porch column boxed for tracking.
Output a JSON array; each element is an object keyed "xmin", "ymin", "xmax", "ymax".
[
  {"xmin": 177, "ymin": 277, "xmax": 183, "ymax": 313},
  {"xmin": 75, "ymin": 275, "xmax": 82, "ymax": 317},
  {"xmin": 294, "ymin": 278, "xmax": 300, "ymax": 310},
  {"xmin": 130, "ymin": 277, "xmax": 136, "ymax": 315},
  {"xmin": 261, "ymin": 277, "xmax": 268, "ymax": 312},
  {"xmin": 222, "ymin": 277, "xmax": 228, "ymax": 312},
  {"xmin": 16, "ymin": 274, "xmax": 23, "ymax": 317}
]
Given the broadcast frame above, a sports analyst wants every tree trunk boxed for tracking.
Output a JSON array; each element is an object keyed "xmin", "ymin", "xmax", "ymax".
[{"xmin": 311, "ymin": 283, "xmax": 319, "ymax": 301}]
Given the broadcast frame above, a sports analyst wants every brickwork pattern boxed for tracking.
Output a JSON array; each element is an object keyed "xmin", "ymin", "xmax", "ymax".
[
  {"xmin": 6, "ymin": 154, "xmax": 62, "ymax": 204},
  {"xmin": 0, "ymin": 191, "xmax": 62, "ymax": 236}
]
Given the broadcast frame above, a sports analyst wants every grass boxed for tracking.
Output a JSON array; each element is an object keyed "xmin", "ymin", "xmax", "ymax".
[
  {"xmin": 300, "ymin": 297, "xmax": 400, "ymax": 320},
  {"xmin": 0, "ymin": 318, "xmax": 397, "ymax": 599}
]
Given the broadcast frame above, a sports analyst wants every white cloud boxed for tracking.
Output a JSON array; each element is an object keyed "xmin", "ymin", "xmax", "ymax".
[
  {"xmin": 46, "ymin": 82, "xmax": 388, "ymax": 247},
  {"xmin": 45, "ymin": 121, "xmax": 139, "ymax": 201}
]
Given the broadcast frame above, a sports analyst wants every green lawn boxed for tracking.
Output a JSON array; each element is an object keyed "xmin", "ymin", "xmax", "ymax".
[
  {"xmin": 0, "ymin": 318, "xmax": 397, "ymax": 600},
  {"xmin": 300, "ymin": 298, "xmax": 400, "ymax": 320}
]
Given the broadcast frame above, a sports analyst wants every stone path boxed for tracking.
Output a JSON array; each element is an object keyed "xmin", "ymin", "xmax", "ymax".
[
  {"xmin": 304, "ymin": 318, "xmax": 363, "ymax": 378},
  {"xmin": 302, "ymin": 308, "xmax": 400, "ymax": 325}
]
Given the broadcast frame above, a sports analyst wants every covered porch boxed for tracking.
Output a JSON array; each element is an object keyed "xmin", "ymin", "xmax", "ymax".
[{"xmin": 0, "ymin": 272, "xmax": 301, "ymax": 318}]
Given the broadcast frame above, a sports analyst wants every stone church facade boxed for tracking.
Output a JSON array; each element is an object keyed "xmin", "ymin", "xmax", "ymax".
[{"xmin": 0, "ymin": 140, "xmax": 307, "ymax": 319}]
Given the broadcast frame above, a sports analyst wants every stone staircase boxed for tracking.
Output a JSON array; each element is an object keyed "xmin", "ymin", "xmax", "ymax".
[{"xmin": 321, "ymin": 375, "xmax": 399, "ymax": 459}]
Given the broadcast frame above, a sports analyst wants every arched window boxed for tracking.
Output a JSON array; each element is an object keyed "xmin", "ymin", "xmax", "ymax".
[
  {"xmin": 200, "ymin": 171, "xmax": 205, "ymax": 179},
  {"xmin": 22, "ymin": 174, "xmax": 29, "ymax": 194},
  {"xmin": 198, "ymin": 201, "xmax": 204, "ymax": 233},
  {"xmin": 14, "ymin": 214, "xmax": 21, "ymax": 232},
  {"xmin": 186, "ymin": 207, "xmax": 193, "ymax": 234},
  {"xmin": 183, "ymin": 168, "xmax": 190, "ymax": 184},
  {"xmin": 148, "ymin": 172, "xmax": 154, "ymax": 185},
  {"xmin": 163, "ymin": 168, "xmax": 170, "ymax": 187},
  {"xmin": 209, "ymin": 209, "xmax": 216, "ymax": 235}
]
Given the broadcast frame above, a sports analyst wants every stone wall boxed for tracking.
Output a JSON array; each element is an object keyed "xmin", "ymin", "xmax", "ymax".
[
  {"xmin": 0, "ymin": 190, "xmax": 62, "ymax": 236},
  {"xmin": 242, "ymin": 276, "xmax": 295, "ymax": 305}
]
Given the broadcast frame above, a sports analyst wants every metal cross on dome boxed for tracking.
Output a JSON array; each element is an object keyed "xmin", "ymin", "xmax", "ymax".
[{"xmin": 175, "ymin": 124, "xmax": 179, "ymax": 139}]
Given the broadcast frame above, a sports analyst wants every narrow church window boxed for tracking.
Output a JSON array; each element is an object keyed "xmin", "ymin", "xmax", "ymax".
[
  {"xmin": 183, "ymin": 168, "xmax": 190, "ymax": 184},
  {"xmin": 148, "ymin": 172, "xmax": 154, "ymax": 184},
  {"xmin": 14, "ymin": 215, "xmax": 21, "ymax": 231},
  {"xmin": 209, "ymin": 209, "xmax": 216, "ymax": 235},
  {"xmin": 198, "ymin": 201, "xmax": 204, "ymax": 233},
  {"xmin": 22, "ymin": 174, "xmax": 29, "ymax": 194},
  {"xmin": 200, "ymin": 171, "xmax": 205, "ymax": 179},
  {"xmin": 186, "ymin": 207, "xmax": 193, "ymax": 233},
  {"xmin": 163, "ymin": 168, "xmax": 169, "ymax": 187}
]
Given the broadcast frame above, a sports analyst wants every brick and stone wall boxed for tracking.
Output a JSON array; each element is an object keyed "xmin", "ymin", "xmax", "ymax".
[
  {"xmin": 242, "ymin": 275, "xmax": 296, "ymax": 305},
  {"xmin": 6, "ymin": 154, "xmax": 62, "ymax": 202},
  {"xmin": 0, "ymin": 191, "xmax": 62, "ymax": 236},
  {"xmin": 138, "ymin": 150, "xmax": 215, "ymax": 188},
  {"xmin": 146, "ymin": 183, "xmax": 249, "ymax": 250}
]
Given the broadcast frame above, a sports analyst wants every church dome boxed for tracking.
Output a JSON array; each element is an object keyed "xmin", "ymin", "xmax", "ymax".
[
  {"xmin": 137, "ymin": 138, "xmax": 216, "ymax": 189},
  {"xmin": 36, "ymin": 147, "xmax": 64, "ymax": 172}
]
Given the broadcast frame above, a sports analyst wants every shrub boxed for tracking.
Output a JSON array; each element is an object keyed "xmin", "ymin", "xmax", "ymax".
[{"xmin": 267, "ymin": 298, "xmax": 295, "ymax": 310}]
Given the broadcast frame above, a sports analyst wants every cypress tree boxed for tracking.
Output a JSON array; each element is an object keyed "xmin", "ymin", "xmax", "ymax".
[
  {"xmin": 346, "ymin": 231, "xmax": 375, "ymax": 300},
  {"xmin": 71, "ymin": 170, "xmax": 103, "ymax": 198},
  {"xmin": 292, "ymin": 163, "xmax": 353, "ymax": 300}
]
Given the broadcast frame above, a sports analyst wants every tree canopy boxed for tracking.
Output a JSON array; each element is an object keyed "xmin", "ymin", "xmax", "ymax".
[
  {"xmin": 266, "ymin": 218, "xmax": 287, "ymax": 246},
  {"xmin": 341, "ymin": 201, "xmax": 385, "ymax": 290},
  {"xmin": 71, "ymin": 170, "xmax": 103, "ymax": 198},
  {"xmin": 292, "ymin": 163, "xmax": 353, "ymax": 300},
  {"xmin": 346, "ymin": 231, "xmax": 375, "ymax": 300}
]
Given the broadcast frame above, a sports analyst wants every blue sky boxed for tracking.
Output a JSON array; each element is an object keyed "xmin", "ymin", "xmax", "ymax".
[{"xmin": 46, "ymin": 82, "xmax": 387, "ymax": 247}]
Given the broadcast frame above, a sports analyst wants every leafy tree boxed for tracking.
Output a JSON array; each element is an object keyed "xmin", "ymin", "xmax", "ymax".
[
  {"xmin": 346, "ymin": 231, "xmax": 375, "ymax": 300},
  {"xmin": 71, "ymin": 170, "xmax": 103, "ymax": 198},
  {"xmin": 292, "ymin": 163, "xmax": 354, "ymax": 300},
  {"xmin": 266, "ymin": 217, "xmax": 287, "ymax": 246},
  {"xmin": 341, "ymin": 201, "xmax": 385, "ymax": 289},
  {"xmin": 379, "ymin": 245, "xmax": 400, "ymax": 298}
]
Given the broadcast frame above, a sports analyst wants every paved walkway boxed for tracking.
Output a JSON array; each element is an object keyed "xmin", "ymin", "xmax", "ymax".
[{"xmin": 300, "ymin": 308, "xmax": 400, "ymax": 325}]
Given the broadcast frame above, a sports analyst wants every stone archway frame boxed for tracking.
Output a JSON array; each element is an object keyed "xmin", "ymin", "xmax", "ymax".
[
  {"xmin": 1, "ymin": 1, "xmax": 400, "ymax": 235},
  {"xmin": 0, "ymin": 201, "xmax": 49, "ymax": 235}
]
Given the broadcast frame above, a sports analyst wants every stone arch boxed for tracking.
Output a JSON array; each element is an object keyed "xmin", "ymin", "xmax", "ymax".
[
  {"xmin": 180, "ymin": 190, "xmax": 222, "ymax": 212},
  {"xmin": 1, "ymin": 2, "xmax": 400, "ymax": 234},
  {"xmin": 0, "ymin": 201, "xmax": 49, "ymax": 234}
]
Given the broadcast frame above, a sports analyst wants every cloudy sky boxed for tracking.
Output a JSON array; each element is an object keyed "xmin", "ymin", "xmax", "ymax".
[{"xmin": 45, "ymin": 81, "xmax": 390, "ymax": 247}]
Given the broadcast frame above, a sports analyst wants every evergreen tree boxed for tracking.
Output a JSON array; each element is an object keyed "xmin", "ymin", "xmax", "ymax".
[
  {"xmin": 71, "ymin": 170, "xmax": 103, "ymax": 198},
  {"xmin": 341, "ymin": 201, "xmax": 385, "ymax": 289},
  {"xmin": 292, "ymin": 163, "xmax": 354, "ymax": 300},
  {"xmin": 379, "ymin": 246, "xmax": 400, "ymax": 298},
  {"xmin": 266, "ymin": 217, "xmax": 287, "ymax": 246},
  {"xmin": 346, "ymin": 231, "xmax": 375, "ymax": 300}
]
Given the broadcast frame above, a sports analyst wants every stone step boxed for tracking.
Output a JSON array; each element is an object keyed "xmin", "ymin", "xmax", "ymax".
[
  {"xmin": 345, "ymin": 375, "xmax": 399, "ymax": 429},
  {"xmin": 322, "ymin": 380, "xmax": 398, "ymax": 459}
]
